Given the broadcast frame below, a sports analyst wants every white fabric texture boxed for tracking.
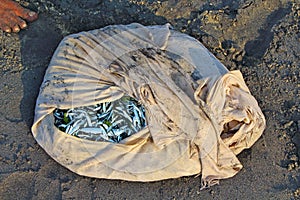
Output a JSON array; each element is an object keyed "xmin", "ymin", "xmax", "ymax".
[{"xmin": 32, "ymin": 23, "xmax": 266, "ymax": 187}]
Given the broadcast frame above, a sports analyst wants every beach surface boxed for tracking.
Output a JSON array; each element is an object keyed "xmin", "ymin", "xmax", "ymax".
[{"xmin": 0, "ymin": 0, "xmax": 299, "ymax": 199}]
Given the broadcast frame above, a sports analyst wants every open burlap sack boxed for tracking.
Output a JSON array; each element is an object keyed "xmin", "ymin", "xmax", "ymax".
[{"xmin": 32, "ymin": 23, "xmax": 265, "ymax": 187}]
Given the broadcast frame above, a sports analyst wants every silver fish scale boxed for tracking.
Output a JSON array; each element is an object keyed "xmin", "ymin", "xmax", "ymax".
[{"xmin": 53, "ymin": 96, "xmax": 147, "ymax": 143}]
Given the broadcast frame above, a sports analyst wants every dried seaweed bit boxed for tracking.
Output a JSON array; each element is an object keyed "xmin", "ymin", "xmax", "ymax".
[{"xmin": 53, "ymin": 95, "xmax": 147, "ymax": 143}]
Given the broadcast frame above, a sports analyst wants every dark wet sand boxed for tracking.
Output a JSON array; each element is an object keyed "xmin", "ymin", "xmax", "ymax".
[{"xmin": 0, "ymin": 0, "xmax": 299, "ymax": 199}]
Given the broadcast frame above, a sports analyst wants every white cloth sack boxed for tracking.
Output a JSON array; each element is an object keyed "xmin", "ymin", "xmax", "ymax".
[{"xmin": 32, "ymin": 23, "xmax": 266, "ymax": 187}]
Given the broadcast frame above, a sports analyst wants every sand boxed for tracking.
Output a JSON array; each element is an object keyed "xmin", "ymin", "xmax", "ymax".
[{"xmin": 0, "ymin": 0, "xmax": 299, "ymax": 199}]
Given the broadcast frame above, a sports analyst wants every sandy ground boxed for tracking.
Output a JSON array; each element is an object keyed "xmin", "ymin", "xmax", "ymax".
[{"xmin": 0, "ymin": 0, "xmax": 299, "ymax": 199}]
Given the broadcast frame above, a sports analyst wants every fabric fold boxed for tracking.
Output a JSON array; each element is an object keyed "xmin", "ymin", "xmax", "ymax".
[{"xmin": 32, "ymin": 23, "xmax": 265, "ymax": 186}]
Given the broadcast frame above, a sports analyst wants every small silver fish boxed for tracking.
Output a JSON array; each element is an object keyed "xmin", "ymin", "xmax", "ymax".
[{"xmin": 53, "ymin": 95, "xmax": 147, "ymax": 143}]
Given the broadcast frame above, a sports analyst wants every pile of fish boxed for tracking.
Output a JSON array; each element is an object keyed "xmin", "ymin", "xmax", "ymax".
[{"xmin": 53, "ymin": 96, "xmax": 147, "ymax": 143}]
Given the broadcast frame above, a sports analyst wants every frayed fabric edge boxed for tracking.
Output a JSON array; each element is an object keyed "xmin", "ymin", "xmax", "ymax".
[{"xmin": 200, "ymin": 177, "xmax": 220, "ymax": 190}]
